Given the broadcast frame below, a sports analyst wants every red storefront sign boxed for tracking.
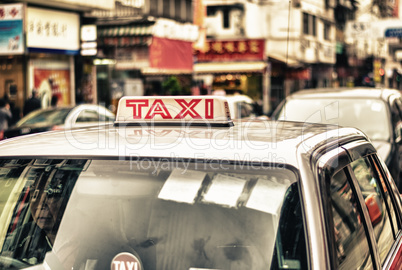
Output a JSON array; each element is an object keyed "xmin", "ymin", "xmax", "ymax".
[
  {"xmin": 286, "ymin": 68, "xmax": 311, "ymax": 80},
  {"xmin": 149, "ymin": 36, "xmax": 193, "ymax": 71},
  {"xmin": 195, "ymin": 39, "xmax": 265, "ymax": 62}
]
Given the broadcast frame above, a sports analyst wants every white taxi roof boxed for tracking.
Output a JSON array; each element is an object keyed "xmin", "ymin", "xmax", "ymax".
[
  {"xmin": 0, "ymin": 120, "xmax": 367, "ymax": 168},
  {"xmin": 0, "ymin": 96, "xmax": 369, "ymax": 168}
]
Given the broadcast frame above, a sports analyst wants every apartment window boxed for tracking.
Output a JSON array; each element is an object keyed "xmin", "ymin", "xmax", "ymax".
[
  {"xmin": 186, "ymin": 0, "xmax": 192, "ymax": 22},
  {"xmin": 312, "ymin": 15, "xmax": 316, "ymax": 36},
  {"xmin": 207, "ymin": 6, "xmax": 217, "ymax": 16},
  {"xmin": 223, "ymin": 8, "xmax": 230, "ymax": 29},
  {"xmin": 303, "ymin": 12, "xmax": 316, "ymax": 36},
  {"xmin": 149, "ymin": 0, "xmax": 158, "ymax": 15},
  {"xmin": 303, "ymin": 13, "xmax": 309, "ymax": 34},
  {"xmin": 163, "ymin": 0, "xmax": 170, "ymax": 17},
  {"xmin": 323, "ymin": 21, "xmax": 331, "ymax": 40},
  {"xmin": 175, "ymin": 0, "xmax": 181, "ymax": 19}
]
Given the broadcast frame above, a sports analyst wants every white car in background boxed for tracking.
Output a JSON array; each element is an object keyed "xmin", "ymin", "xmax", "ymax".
[
  {"xmin": 224, "ymin": 94, "xmax": 258, "ymax": 119},
  {"xmin": 3, "ymin": 104, "xmax": 115, "ymax": 140}
]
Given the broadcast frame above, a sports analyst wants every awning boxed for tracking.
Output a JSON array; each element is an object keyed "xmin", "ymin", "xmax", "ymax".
[
  {"xmin": 268, "ymin": 54, "xmax": 300, "ymax": 67},
  {"xmin": 141, "ymin": 67, "xmax": 193, "ymax": 75},
  {"xmin": 99, "ymin": 25, "xmax": 154, "ymax": 37},
  {"xmin": 193, "ymin": 61, "xmax": 267, "ymax": 74}
]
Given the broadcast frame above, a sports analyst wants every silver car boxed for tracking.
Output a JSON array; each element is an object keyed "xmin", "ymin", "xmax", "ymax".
[
  {"xmin": 0, "ymin": 96, "xmax": 401, "ymax": 269},
  {"xmin": 3, "ymin": 104, "xmax": 115, "ymax": 140}
]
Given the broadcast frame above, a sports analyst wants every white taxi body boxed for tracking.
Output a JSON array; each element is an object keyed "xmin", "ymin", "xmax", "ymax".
[{"xmin": 0, "ymin": 96, "xmax": 401, "ymax": 270}]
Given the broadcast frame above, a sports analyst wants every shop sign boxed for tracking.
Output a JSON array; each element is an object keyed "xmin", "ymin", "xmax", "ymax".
[
  {"xmin": 81, "ymin": 25, "xmax": 97, "ymax": 56},
  {"xmin": 49, "ymin": 0, "xmax": 114, "ymax": 10},
  {"xmin": 115, "ymin": 47, "xmax": 150, "ymax": 70},
  {"xmin": 27, "ymin": 7, "xmax": 79, "ymax": 54},
  {"xmin": 285, "ymin": 68, "xmax": 311, "ymax": 80},
  {"xmin": 153, "ymin": 18, "xmax": 199, "ymax": 42},
  {"xmin": 385, "ymin": 28, "xmax": 402, "ymax": 37},
  {"xmin": 149, "ymin": 37, "xmax": 193, "ymax": 71},
  {"xmin": 373, "ymin": 59, "xmax": 382, "ymax": 83},
  {"xmin": 194, "ymin": 39, "xmax": 265, "ymax": 62},
  {"xmin": 0, "ymin": 3, "xmax": 24, "ymax": 55},
  {"xmin": 32, "ymin": 60, "xmax": 71, "ymax": 106},
  {"xmin": 101, "ymin": 36, "xmax": 152, "ymax": 47},
  {"xmin": 116, "ymin": 0, "xmax": 144, "ymax": 8},
  {"xmin": 346, "ymin": 21, "xmax": 372, "ymax": 39}
]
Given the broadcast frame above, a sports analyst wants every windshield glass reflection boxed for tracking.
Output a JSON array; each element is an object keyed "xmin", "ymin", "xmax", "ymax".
[
  {"xmin": 276, "ymin": 98, "xmax": 390, "ymax": 141},
  {"xmin": 0, "ymin": 159, "xmax": 301, "ymax": 269}
]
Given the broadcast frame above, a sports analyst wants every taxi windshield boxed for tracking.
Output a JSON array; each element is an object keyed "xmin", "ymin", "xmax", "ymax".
[
  {"xmin": 0, "ymin": 158, "xmax": 302, "ymax": 270},
  {"xmin": 275, "ymin": 98, "xmax": 390, "ymax": 141}
]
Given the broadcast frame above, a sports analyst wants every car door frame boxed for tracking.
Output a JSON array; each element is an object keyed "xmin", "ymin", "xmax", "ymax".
[
  {"xmin": 308, "ymin": 138, "xmax": 380, "ymax": 269},
  {"xmin": 312, "ymin": 138, "xmax": 402, "ymax": 269}
]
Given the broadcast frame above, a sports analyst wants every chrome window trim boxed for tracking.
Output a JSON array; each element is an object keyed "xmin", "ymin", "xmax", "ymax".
[
  {"xmin": 312, "ymin": 141, "xmax": 382, "ymax": 269},
  {"xmin": 383, "ymin": 231, "xmax": 402, "ymax": 269},
  {"xmin": 313, "ymin": 146, "xmax": 350, "ymax": 269},
  {"xmin": 345, "ymin": 164, "xmax": 381, "ymax": 269}
]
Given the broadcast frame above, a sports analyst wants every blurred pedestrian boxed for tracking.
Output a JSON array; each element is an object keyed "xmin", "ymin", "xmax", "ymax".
[
  {"xmin": 0, "ymin": 98, "xmax": 12, "ymax": 134},
  {"xmin": 3, "ymin": 94, "xmax": 21, "ymax": 126},
  {"xmin": 23, "ymin": 89, "xmax": 41, "ymax": 116},
  {"xmin": 51, "ymin": 95, "xmax": 59, "ymax": 107}
]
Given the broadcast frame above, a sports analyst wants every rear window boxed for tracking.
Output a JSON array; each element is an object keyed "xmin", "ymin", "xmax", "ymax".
[
  {"xmin": 16, "ymin": 109, "xmax": 71, "ymax": 127},
  {"xmin": 274, "ymin": 98, "xmax": 390, "ymax": 141},
  {"xmin": 0, "ymin": 158, "xmax": 302, "ymax": 269}
]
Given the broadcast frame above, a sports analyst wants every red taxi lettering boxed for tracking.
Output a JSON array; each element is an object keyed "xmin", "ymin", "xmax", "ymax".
[
  {"xmin": 124, "ymin": 98, "xmax": 216, "ymax": 120},
  {"xmin": 205, "ymin": 99, "xmax": 214, "ymax": 119},
  {"xmin": 145, "ymin": 99, "xmax": 172, "ymax": 119},
  {"xmin": 111, "ymin": 253, "xmax": 141, "ymax": 270},
  {"xmin": 126, "ymin": 99, "xmax": 149, "ymax": 119},
  {"xmin": 112, "ymin": 261, "xmax": 138, "ymax": 270},
  {"xmin": 174, "ymin": 99, "xmax": 202, "ymax": 119}
]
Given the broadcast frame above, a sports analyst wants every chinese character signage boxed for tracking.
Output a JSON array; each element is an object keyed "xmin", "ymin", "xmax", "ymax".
[
  {"xmin": 27, "ymin": 7, "xmax": 79, "ymax": 54},
  {"xmin": 194, "ymin": 39, "xmax": 265, "ymax": 62},
  {"xmin": 0, "ymin": 3, "xmax": 24, "ymax": 55}
]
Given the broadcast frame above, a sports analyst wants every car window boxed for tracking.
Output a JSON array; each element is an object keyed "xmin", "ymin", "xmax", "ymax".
[
  {"xmin": 350, "ymin": 157, "xmax": 395, "ymax": 263},
  {"xmin": 0, "ymin": 158, "xmax": 302, "ymax": 269},
  {"xmin": 270, "ymin": 182, "xmax": 307, "ymax": 269},
  {"xmin": 329, "ymin": 168, "xmax": 374, "ymax": 269},
  {"xmin": 76, "ymin": 110, "xmax": 101, "ymax": 122},
  {"xmin": 16, "ymin": 109, "xmax": 71, "ymax": 127},
  {"xmin": 100, "ymin": 112, "xmax": 115, "ymax": 122},
  {"xmin": 371, "ymin": 158, "xmax": 400, "ymax": 234},
  {"xmin": 391, "ymin": 98, "xmax": 402, "ymax": 142},
  {"xmin": 274, "ymin": 98, "xmax": 390, "ymax": 141},
  {"xmin": 235, "ymin": 101, "xmax": 254, "ymax": 119}
]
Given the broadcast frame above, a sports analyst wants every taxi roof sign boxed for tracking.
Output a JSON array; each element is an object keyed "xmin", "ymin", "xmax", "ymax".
[{"xmin": 115, "ymin": 96, "xmax": 233, "ymax": 127}]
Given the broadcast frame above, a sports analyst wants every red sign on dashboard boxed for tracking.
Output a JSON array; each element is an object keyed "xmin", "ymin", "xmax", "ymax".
[{"xmin": 194, "ymin": 39, "xmax": 265, "ymax": 62}]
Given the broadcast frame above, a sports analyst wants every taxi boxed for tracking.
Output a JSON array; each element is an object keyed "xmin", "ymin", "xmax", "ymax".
[{"xmin": 0, "ymin": 96, "xmax": 401, "ymax": 270}]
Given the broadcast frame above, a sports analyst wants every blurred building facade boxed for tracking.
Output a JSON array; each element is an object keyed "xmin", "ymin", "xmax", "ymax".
[
  {"xmin": 84, "ymin": 0, "xmax": 198, "ymax": 110},
  {"xmin": 194, "ymin": 0, "xmax": 401, "ymax": 112},
  {"xmin": 344, "ymin": 0, "xmax": 401, "ymax": 89},
  {"xmin": 193, "ymin": 0, "xmax": 342, "ymax": 113},
  {"xmin": 0, "ymin": 0, "xmax": 114, "ymax": 114}
]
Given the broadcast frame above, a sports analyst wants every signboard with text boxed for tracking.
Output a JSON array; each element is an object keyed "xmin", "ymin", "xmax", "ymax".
[
  {"xmin": 27, "ymin": 7, "xmax": 79, "ymax": 54},
  {"xmin": 0, "ymin": 3, "xmax": 24, "ymax": 55},
  {"xmin": 385, "ymin": 28, "xmax": 402, "ymax": 37},
  {"xmin": 194, "ymin": 39, "xmax": 265, "ymax": 62},
  {"xmin": 149, "ymin": 37, "xmax": 193, "ymax": 71}
]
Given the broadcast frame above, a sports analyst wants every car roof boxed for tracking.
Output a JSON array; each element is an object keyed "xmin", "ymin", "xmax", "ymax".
[
  {"xmin": 0, "ymin": 119, "xmax": 367, "ymax": 168},
  {"xmin": 224, "ymin": 94, "xmax": 254, "ymax": 103},
  {"xmin": 287, "ymin": 87, "xmax": 402, "ymax": 100},
  {"xmin": 32, "ymin": 104, "xmax": 114, "ymax": 112}
]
